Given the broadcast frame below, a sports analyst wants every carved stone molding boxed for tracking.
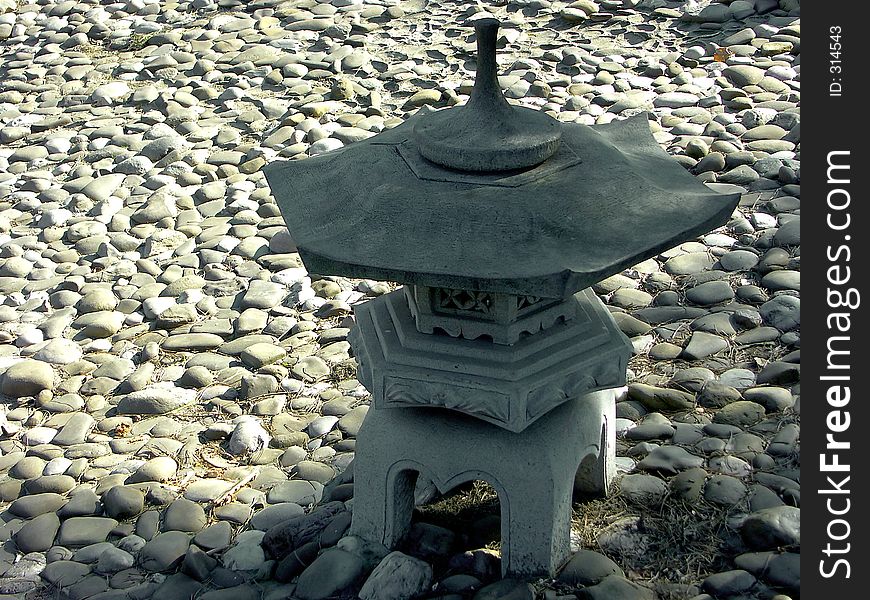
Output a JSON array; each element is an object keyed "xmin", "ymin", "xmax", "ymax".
[{"xmin": 350, "ymin": 287, "xmax": 632, "ymax": 432}]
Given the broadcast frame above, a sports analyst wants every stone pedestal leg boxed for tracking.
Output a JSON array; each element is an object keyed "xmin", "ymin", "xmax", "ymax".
[
  {"xmin": 349, "ymin": 389, "xmax": 619, "ymax": 578},
  {"xmin": 497, "ymin": 456, "xmax": 575, "ymax": 577},
  {"xmin": 573, "ymin": 388, "xmax": 619, "ymax": 497},
  {"xmin": 346, "ymin": 437, "xmax": 418, "ymax": 549}
]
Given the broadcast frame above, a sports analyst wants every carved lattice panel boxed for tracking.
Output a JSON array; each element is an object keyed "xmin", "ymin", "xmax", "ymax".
[{"xmin": 435, "ymin": 287, "xmax": 493, "ymax": 315}]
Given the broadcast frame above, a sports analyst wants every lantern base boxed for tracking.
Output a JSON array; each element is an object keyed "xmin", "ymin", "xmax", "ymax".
[{"xmin": 349, "ymin": 388, "xmax": 618, "ymax": 578}]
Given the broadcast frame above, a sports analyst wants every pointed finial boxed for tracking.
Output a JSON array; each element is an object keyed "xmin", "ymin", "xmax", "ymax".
[{"xmin": 412, "ymin": 18, "xmax": 562, "ymax": 172}]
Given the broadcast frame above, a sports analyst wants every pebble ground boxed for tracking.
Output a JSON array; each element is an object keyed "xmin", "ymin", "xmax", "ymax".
[{"xmin": 0, "ymin": 0, "xmax": 800, "ymax": 599}]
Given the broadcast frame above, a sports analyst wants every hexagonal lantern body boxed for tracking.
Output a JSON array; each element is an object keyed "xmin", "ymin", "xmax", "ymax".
[{"xmin": 350, "ymin": 288, "xmax": 631, "ymax": 433}]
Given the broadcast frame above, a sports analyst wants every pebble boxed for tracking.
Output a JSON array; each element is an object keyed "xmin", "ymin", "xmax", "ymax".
[
  {"xmin": 618, "ymin": 474, "xmax": 668, "ymax": 505},
  {"xmin": 228, "ymin": 419, "xmax": 271, "ymax": 455},
  {"xmin": 558, "ymin": 549, "xmax": 624, "ymax": 587},
  {"xmin": 56, "ymin": 517, "xmax": 119, "ymax": 547},
  {"xmin": 682, "ymin": 332, "xmax": 729, "ymax": 360},
  {"xmin": 739, "ymin": 506, "xmax": 800, "ymax": 549},
  {"xmin": 103, "ymin": 486, "xmax": 145, "ymax": 520},
  {"xmin": 117, "ymin": 387, "xmax": 197, "ymax": 415},
  {"xmin": 34, "ymin": 338, "xmax": 84, "ymax": 365},
  {"xmin": 14, "ymin": 513, "xmax": 61, "ymax": 553},
  {"xmin": 127, "ymin": 456, "xmax": 178, "ymax": 483},
  {"xmin": 760, "ymin": 295, "xmax": 800, "ymax": 331},
  {"xmin": 576, "ymin": 575, "xmax": 657, "ymax": 599},
  {"xmin": 627, "ymin": 383, "xmax": 695, "ymax": 411},
  {"xmin": 734, "ymin": 551, "xmax": 799, "ymax": 594},
  {"xmin": 139, "ymin": 531, "xmax": 191, "ymax": 572},
  {"xmin": 95, "ymin": 547, "xmax": 135, "ymax": 575},
  {"xmin": 685, "ymin": 281, "xmax": 734, "ymax": 305},
  {"xmin": 295, "ymin": 549, "xmax": 367, "ymax": 600},
  {"xmin": 637, "ymin": 446, "xmax": 705, "ymax": 475},
  {"xmin": 743, "ymin": 387, "xmax": 794, "ymax": 412},
  {"xmin": 713, "ymin": 401, "xmax": 767, "ymax": 427},
  {"xmin": 358, "ymin": 551, "xmax": 433, "ymax": 600},
  {"xmin": 0, "ymin": 360, "xmax": 55, "ymax": 397}
]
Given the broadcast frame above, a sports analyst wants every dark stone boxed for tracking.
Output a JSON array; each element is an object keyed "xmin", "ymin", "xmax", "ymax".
[
  {"xmin": 58, "ymin": 489, "xmax": 102, "ymax": 518},
  {"xmin": 685, "ymin": 280, "xmax": 734, "ymax": 305},
  {"xmin": 636, "ymin": 446, "xmax": 704, "ymax": 475},
  {"xmin": 163, "ymin": 498, "xmax": 207, "ymax": 533},
  {"xmin": 558, "ymin": 550, "xmax": 624, "ymax": 586},
  {"xmin": 102, "ymin": 486, "xmax": 145, "ymax": 520},
  {"xmin": 669, "ymin": 367, "xmax": 715, "ymax": 392},
  {"xmin": 9, "ymin": 493, "xmax": 67, "ymax": 519},
  {"xmin": 261, "ymin": 501, "xmax": 346, "ymax": 558},
  {"xmin": 734, "ymin": 551, "xmax": 799, "ymax": 593},
  {"xmin": 627, "ymin": 383, "xmax": 695, "ymax": 411},
  {"xmin": 210, "ymin": 567, "xmax": 247, "ymax": 589},
  {"xmin": 743, "ymin": 386, "xmax": 794, "ymax": 412},
  {"xmin": 14, "ymin": 513, "xmax": 60, "ymax": 553},
  {"xmin": 697, "ymin": 381, "xmax": 742, "ymax": 409},
  {"xmin": 318, "ymin": 510, "xmax": 352, "ymax": 547},
  {"xmin": 40, "ymin": 560, "xmax": 90, "ymax": 587},
  {"xmin": 739, "ymin": 506, "xmax": 800, "ymax": 550},
  {"xmin": 274, "ymin": 541, "xmax": 319, "ymax": 583},
  {"xmin": 57, "ymin": 517, "xmax": 119, "ymax": 547},
  {"xmin": 294, "ymin": 548, "xmax": 367, "ymax": 600},
  {"xmin": 181, "ymin": 545, "xmax": 217, "ymax": 582},
  {"xmin": 401, "ymin": 522, "xmax": 457, "ymax": 562},
  {"xmin": 193, "ymin": 521, "xmax": 232, "ymax": 551},
  {"xmin": 199, "ymin": 584, "xmax": 259, "ymax": 600},
  {"xmin": 703, "ymin": 475, "xmax": 747, "ymax": 507},
  {"xmin": 748, "ymin": 484, "xmax": 785, "ymax": 511},
  {"xmin": 619, "ymin": 473, "xmax": 668, "ymax": 505},
  {"xmin": 702, "ymin": 569, "xmax": 757, "ymax": 596},
  {"xmin": 294, "ymin": 460, "xmax": 337, "ymax": 484},
  {"xmin": 756, "ymin": 361, "xmax": 800, "ymax": 385},
  {"xmin": 625, "ymin": 422, "xmax": 675, "ymax": 441},
  {"xmin": 576, "ymin": 575, "xmax": 657, "ymax": 600},
  {"xmin": 324, "ymin": 483, "xmax": 354, "ymax": 502},
  {"xmin": 690, "ymin": 312, "xmax": 737, "ymax": 335},
  {"xmin": 669, "ymin": 467, "xmax": 708, "ymax": 502},
  {"xmin": 681, "ymin": 331, "xmax": 728, "ymax": 360},
  {"xmin": 152, "ymin": 573, "xmax": 202, "ymax": 600},
  {"xmin": 139, "ymin": 531, "xmax": 191, "ymax": 572},
  {"xmin": 713, "ymin": 401, "xmax": 766, "ymax": 427},
  {"xmin": 633, "ymin": 306, "xmax": 708, "ymax": 325},
  {"xmin": 734, "ymin": 327, "xmax": 780, "ymax": 344},
  {"xmin": 472, "ymin": 579, "xmax": 535, "ymax": 599}
]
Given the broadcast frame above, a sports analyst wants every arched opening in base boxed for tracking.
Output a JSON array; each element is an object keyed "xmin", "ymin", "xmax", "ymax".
[{"xmin": 399, "ymin": 477, "xmax": 505, "ymax": 580}]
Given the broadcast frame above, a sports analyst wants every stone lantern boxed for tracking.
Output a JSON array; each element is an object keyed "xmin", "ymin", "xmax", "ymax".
[{"xmin": 264, "ymin": 18, "xmax": 740, "ymax": 577}]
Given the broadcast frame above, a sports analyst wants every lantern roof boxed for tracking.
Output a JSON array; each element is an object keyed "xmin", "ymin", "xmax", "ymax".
[{"xmin": 264, "ymin": 20, "xmax": 740, "ymax": 299}]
